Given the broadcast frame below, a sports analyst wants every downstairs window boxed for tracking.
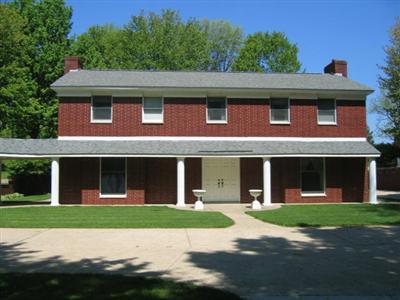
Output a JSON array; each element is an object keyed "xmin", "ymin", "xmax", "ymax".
[
  {"xmin": 301, "ymin": 158, "xmax": 325, "ymax": 195},
  {"xmin": 100, "ymin": 158, "xmax": 127, "ymax": 197}
]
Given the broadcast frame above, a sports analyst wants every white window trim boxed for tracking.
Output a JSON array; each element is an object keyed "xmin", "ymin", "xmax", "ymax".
[
  {"xmin": 317, "ymin": 99, "xmax": 337, "ymax": 125},
  {"xmin": 142, "ymin": 97, "xmax": 164, "ymax": 124},
  {"xmin": 99, "ymin": 157, "xmax": 128, "ymax": 198},
  {"xmin": 300, "ymin": 157, "xmax": 326, "ymax": 197},
  {"xmin": 206, "ymin": 97, "xmax": 228, "ymax": 124},
  {"xmin": 270, "ymin": 98, "xmax": 291, "ymax": 125},
  {"xmin": 91, "ymin": 96, "xmax": 113, "ymax": 123}
]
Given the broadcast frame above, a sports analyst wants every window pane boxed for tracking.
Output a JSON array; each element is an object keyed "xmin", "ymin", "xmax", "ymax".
[
  {"xmin": 208, "ymin": 109, "xmax": 227, "ymax": 121},
  {"xmin": 101, "ymin": 158, "xmax": 126, "ymax": 195},
  {"xmin": 270, "ymin": 99, "xmax": 289, "ymax": 122},
  {"xmin": 301, "ymin": 158, "xmax": 324, "ymax": 193},
  {"xmin": 318, "ymin": 100, "xmax": 336, "ymax": 123},
  {"xmin": 207, "ymin": 98, "xmax": 226, "ymax": 121},
  {"xmin": 92, "ymin": 96, "xmax": 112, "ymax": 120},
  {"xmin": 143, "ymin": 98, "xmax": 163, "ymax": 122},
  {"xmin": 208, "ymin": 98, "xmax": 226, "ymax": 109},
  {"xmin": 144, "ymin": 98, "xmax": 162, "ymax": 109},
  {"xmin": 302, "ymin": 172, "xmax": 323, "ymax": 192}
]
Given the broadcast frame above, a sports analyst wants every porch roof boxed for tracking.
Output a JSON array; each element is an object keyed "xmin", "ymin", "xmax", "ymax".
[{"xmin": 0, "ymin": 138, "xmax": 380, "ymax": 158}]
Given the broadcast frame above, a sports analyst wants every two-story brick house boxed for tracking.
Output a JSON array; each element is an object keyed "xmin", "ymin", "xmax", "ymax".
[{"xmin": 0, "ymin": 57, "xmax": 380, "ymax": 206}]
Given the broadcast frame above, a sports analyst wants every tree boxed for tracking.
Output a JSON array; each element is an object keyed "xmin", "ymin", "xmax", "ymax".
[
  {"xmin": 1, "ymin": 0, "xmax": 72, "ymax": 188},
  {"xmin": 0, "ymin": 3, "xmax": 40, "ymax": 138},
  {"xmin": 367, "ymin": 126, "xmax": 375, "ymax": 145},
  {"xmin": 12, "ymin": 0, "xmax": 72, "ymax": 138},
  {"xmin": 232, "ymin": 31, "xmax": 301, "ymax": 73},
  {"xmin": 120, "ymin": 10, "xmax": 209, "ymax": 70},
  {"xmin": 374, "ymin": 18, "xmax": 400, "ymax": 143},
  {"xmin": 202, "ymin": 20, "xmax": 243, "ymax": 71},
  {"xmin": 70, "ymin": 24, "xmax": 124, "ymax": 69}
]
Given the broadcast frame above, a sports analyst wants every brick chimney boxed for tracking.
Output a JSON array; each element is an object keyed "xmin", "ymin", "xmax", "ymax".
[
  {"xmin": 64, "ymin": 56, "xmax": 81, "ymax": 74},
  {"xmin": 324, "ymin": 59, "xmax": 348, "ymax": 77}
]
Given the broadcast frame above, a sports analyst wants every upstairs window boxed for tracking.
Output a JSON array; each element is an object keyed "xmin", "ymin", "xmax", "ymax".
[
  {"xmin": 270, "ymin": 98, "xmax": 290, "ymax": 124},
  {"xmin": 100, "ymin": 158, "xmax": 127, "ymax": 197},
  {"xmin": 91, "ymin": 96, "xmax": 112, "ymax": 122},
  {"xmin": 317, "ymin": 99, "xmax": 336, "ymax": 124},
  {"xmin": 143, "ymin": 97, "xmax": 163, "ymax": 123},
  {"xmin": 207, "ymin": 97, "xmax": 227, "ymax": 123},
  {"xmin": 301, "ymin": 158, "xmax": 325, "ymax": 195}
]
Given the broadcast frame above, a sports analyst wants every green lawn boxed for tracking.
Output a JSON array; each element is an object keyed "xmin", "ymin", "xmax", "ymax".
[
  {"xmin": 247, "ymin": 204, "xmax": 400, "ymax": 227},
  {"xmin": 0, "ymin": 206, "xmax": 234, "ymax": 228},
  {"xmin": 0, "ymin": 273, "xmax": 241, "ymax": 300}
]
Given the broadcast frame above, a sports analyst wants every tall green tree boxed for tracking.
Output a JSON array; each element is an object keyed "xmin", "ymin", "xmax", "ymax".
[
  {"xmin": 202, "ymin": 20, "xmax": 243, "ymax": 71},
  {"xmin": 232, "ymin": 31, "xmax": 301, "ymax": 73},
  {"xmin": 12, "ymin": 0, "xmax": 72, "ymax": 138},
  {"xmin": 374, "ymin": 18, "xmax": 400, "ymax": 143},
  {"xmin": 120, "ymin": 10, "xmax": 209, "ymax": 70},
  {"xmin": 2, "ymin": 0, "xmax": 72, "ymax": 183},
  {"xmin": 70, "ymin": 24, "xmax": 124, "ymax": 69},
  {"xmin": 0, "ymin": 3, "xmax": 40, "ymax": 138}
]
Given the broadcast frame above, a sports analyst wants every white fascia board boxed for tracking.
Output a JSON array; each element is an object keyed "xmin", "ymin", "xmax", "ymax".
[
  {"xmin": 0, "ymin": 153, "xmax": 380, "ymax": 159},
  {"xmin": 58, "ymin": 136, "xmax": 367, "ymax": 142},
  {"xmin": 52, "ymin": 87, "xmax": 369, "ymax": 100}
]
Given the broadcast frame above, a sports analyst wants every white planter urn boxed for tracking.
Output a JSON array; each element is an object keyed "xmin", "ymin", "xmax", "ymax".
[
  {"xmin": 192, "ymin": 189, "xmax": 206, "ymax": 210},
  {"xmin": 249, "ymin": 189, "xmax": 263, "ymax": 210}
]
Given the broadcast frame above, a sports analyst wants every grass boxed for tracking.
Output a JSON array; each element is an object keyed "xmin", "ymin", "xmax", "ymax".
[
  {"xmin": 0, "ymin": 273, "xmax": 241, "ymax": 300},
  {"xmin": 0, "ymin": 206, "xmax": 234, "ymax": 228},
  {"xmin": 1, "ymin": 193, "xmax": 50, "ymax": 202},
  {"xmin": 247, "ymin": 204, "xmax": 400, "ymax": 227}
]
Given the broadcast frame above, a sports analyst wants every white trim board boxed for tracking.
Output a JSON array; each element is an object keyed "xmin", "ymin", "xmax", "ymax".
[
  {"xmin": 52, "ymin": 87, "xmax": 371, "ymax": 100},
  {"xmin": 57, "ymin": 136, "xmax": 368, "ymax": 142}
]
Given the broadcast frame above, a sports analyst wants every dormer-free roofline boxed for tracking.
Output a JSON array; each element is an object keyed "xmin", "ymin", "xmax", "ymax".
[{"xmin": 51, "ymin": 69, "xmax": 374, "ymax": 99}]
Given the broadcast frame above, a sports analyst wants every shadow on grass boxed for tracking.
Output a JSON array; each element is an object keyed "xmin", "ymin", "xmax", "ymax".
[
  {"xmin": 0, "ymin": 242, "xmax": 240, "ymax": 300},
  {"xmin": 188, "ymin": 226, "xmax": 400, "ymax": 297},
  {"xmin": 1, "ymin": 273, "xmax": 240, "ymax": 300}
]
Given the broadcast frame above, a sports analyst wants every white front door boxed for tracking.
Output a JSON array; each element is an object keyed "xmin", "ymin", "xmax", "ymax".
[{"xmin": 202, "ymin": 158, "xmax": 240, "ymax": 202}]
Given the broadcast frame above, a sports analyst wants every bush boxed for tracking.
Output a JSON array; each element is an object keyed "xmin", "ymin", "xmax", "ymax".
[
  {"xmin": 2, "ymin": 193, "xmax": 24, "ymax": 200},
  {"xmin": 5, "ymin": 160, "xmax": 51, "ymax": 195}
]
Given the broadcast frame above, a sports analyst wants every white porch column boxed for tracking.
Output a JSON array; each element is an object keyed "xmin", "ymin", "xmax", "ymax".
[
  {"xmin": 51, "ymin": 158, "xmax": 60, "ymax": 206},
  {"xmin": 263, "ymin": 157, "xmax": 272, "ymax": 206},
  {"xmin": 176, "ymin": 157, "xmax": 185, "ymax": 207},
  {"xmin": 369, "ymin": 158, "xmax": 377, "ymax": 204}
]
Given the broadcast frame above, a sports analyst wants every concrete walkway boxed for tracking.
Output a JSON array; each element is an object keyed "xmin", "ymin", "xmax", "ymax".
[{"xmin": 1, "ymin": 204, "xmax": 400, "ymax": 300}]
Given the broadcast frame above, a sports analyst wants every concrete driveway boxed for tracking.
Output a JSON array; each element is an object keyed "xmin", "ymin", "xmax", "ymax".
[{"xmin": 1, "ymin": 204, "xmax": 400, "ymax": 300}]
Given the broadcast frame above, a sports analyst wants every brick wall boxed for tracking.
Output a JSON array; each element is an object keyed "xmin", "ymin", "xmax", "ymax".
[
  {"xmin": 60, "ymin": 157, "xmax": 368, "ymax": 205},
  {"xmin": 269, "ymin": 157, "xmax": 368, "ymax": 203},
  {"xmin": 60, "ymin": 157, "xmax": 145, "ymax": 205},
  {"xmin": 240, "ymin": 158, "xmax": 263, "ymax": 203},
  {"xmin": 58, "ymin": 97, "xmax": 367, "ymax": 137},
  {"xmin": 60, "ymin": 157, "xmax": 201, "ymax": 205}
]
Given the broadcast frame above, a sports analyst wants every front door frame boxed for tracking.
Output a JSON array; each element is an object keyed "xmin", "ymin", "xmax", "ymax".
[{"xmin": 201, "ymin": 157, "xmax": 240, "ymax": 203}]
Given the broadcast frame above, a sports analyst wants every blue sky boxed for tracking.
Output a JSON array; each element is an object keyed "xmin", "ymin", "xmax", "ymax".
[{"xmin": 66, "ymin": 0, "xmax": 399, "ymax": 143}]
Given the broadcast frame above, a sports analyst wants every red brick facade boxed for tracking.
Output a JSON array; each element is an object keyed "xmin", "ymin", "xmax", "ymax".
[
  {"xmin": 58, "ymin": 97, "xmax": 366, "ymax": 137},
  {"xmin": 59, "ymin": 157, "xmax": 368, "ymax": 204}
]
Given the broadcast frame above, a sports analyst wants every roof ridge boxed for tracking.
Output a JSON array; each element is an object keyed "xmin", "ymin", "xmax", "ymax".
[{"xmin": 76, "ymin": 69, "xmax": 324, "ymax": 75}]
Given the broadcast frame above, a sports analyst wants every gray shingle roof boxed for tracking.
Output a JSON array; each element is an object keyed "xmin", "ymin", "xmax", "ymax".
[
  {"xmin": 0, "ymin": 138, "xmax": 379, "ymax": 158},
  {"xmin": 51, "ymin": 70, "xmax": 373, "ymax": 93}
]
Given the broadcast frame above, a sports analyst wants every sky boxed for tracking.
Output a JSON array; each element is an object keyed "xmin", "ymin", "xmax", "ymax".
[{"xmin": 66, "ymin": 0, "xmax": 399, "ymax": 143}]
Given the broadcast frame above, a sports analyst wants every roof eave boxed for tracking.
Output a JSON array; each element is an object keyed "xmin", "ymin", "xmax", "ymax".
[{"xmin": 51, "ymin": 86, "xmax": 373, "ymax": 99}]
